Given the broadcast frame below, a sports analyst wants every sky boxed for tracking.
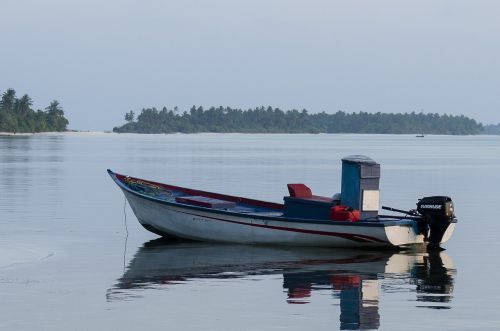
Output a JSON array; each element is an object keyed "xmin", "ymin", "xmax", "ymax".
[{"xmin": 1, "ymin": 0, "xmax": 499, "ymax": 130}]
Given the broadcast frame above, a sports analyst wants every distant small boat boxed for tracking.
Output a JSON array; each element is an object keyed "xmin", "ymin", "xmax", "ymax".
[
  {"xmin": 108, "ymin": 155, "xmax": 456, "ymax": 248},
  {"xmin": 416, "ymin": 133, "xmax": 425, "ymax": 137}
]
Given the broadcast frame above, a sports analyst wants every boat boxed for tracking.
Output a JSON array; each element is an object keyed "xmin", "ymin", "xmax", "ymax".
[
  {"xmin": 416, "ymin": 133, "xmax": 425, "ymax": 137},
  {"xmin": 108, "ymin": 155, "xmax": 457, "ymax": 248}
]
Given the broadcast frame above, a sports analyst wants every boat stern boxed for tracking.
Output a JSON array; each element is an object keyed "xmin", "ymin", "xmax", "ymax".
[{"xmin": 383, "ymin": 219, "xmax": 457, "ymax": 247}]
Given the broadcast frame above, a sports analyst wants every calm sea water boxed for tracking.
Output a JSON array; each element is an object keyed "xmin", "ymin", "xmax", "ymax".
[{"xmin": 1, "ymin": 133, "xmax": 499, "ymax": 330}]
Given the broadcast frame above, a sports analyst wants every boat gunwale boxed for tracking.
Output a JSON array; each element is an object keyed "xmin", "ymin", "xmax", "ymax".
[{"xmin": 108, "ymin": 169, "xmax": 429, "ymax": 228}]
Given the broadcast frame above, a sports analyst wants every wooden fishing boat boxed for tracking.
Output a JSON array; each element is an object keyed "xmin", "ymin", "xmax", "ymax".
[{"xmin": 108, "ymin": 156, "xmax": 456, "ymax": 248}]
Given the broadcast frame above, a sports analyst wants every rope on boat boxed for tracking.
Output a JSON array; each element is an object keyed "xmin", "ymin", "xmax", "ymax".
[
  {"xmin": 123, "ymin": 196, "xmax": 129, "ymax": 236},
  {"xmin": 123, "ymin": 196, "xmax": 129, "ymax": 272},
  {"xmin": 124, "ymin": 177, "xmax": 173, "ymax": 199}
]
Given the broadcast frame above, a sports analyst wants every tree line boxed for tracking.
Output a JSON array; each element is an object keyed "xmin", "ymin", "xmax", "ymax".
[
  {"xmin": 113, "ymin": 106, "xmax": 483, "ymax": 135},
  {"xmin": 0, "ymin": 88, "xmax": 69, "ymax": 133},
  {"xmin": 483, "ymin": 123, "xmax": 500, "ymax": 135}
]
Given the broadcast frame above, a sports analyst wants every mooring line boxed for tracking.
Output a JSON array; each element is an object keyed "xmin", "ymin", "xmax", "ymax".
[{"xmin": 123, "ymin": 197, "xmax": 129, "ymax": 272}]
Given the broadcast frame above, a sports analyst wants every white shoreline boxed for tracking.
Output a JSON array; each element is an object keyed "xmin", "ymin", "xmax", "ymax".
[
  {"xmin": 0, "ymin": 131, "xmax": 497, "ymax": 137},
  {"xmin": 0, "ymin": 131, "xmax": 113, "ymax": 136}
]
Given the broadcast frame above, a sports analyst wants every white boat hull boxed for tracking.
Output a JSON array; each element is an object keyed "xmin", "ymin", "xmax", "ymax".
[{"xmin": 123, "ymin": 189, "xmax": 456, "ymax": 248}]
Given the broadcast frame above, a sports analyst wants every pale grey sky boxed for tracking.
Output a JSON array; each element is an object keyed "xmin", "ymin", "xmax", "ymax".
[{"xmin": 1, "ymin": 0, "xmax": 499, "ymax": 130}]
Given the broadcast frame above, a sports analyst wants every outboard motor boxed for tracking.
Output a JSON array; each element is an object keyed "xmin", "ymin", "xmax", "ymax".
[{"xmin": 417, "ymin": 196, "xmax": 455, "ymax": 247}]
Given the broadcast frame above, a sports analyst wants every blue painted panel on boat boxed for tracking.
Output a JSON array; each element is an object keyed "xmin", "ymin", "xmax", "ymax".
[
  {"xmin": 283, "ymin": 196, "xmax": 333, "ymax": 220},
  {"xmin": 341, "ymin": 161, "xmax": 361, "ymax": 209},
  {"xmin": 340, "ymin": 157, "xmax": 381, "ymax": 219}
]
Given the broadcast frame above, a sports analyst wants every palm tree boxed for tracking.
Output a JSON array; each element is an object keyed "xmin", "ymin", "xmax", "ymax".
[
  {"xmin": 45, "ymin": 100, "xmax": 64, "ymax": 116},
  {"xmin": 45, "ymin": 100, "xmax": 68, "ymax": 131},
  {"xmin": 125, "ymin": 110, "xmax": 134, "ymax": 122},
  {"xmin": 16, "ymin": 94, "xmax": 33, "ymax": 113},
  {"xmin": 1, "ymin": 88, "xmax": 16, "ymax": 111}
]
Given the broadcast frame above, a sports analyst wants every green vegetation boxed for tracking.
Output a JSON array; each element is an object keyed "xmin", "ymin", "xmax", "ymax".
[
  {"xmin": 0, "ymin": 88, "xmax": 69, "ymax": 133},
  {"xmin": 114, "ymin": 106, "xmax": 483, "ymax": 135},
  {"xmin": 483, "ymin": 123, "xmax": 500, "ymax": 135}
]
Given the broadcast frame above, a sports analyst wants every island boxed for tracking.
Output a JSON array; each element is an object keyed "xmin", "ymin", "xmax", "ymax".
[
  {"xmin": 0, "ymin": 88, "xmax": 69, "ymax": 133},
  {"xmin": 483, "ymin": 123, "xmax": 500, "ymax": 135},
  {"xmin": 113, "ymin": 106, "xmax": 483, "ymax": 135}
]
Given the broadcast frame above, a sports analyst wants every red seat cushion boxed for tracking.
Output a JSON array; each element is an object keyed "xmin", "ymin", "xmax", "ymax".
[{"xmin": 287, "ymin": 184, "xmax": 312, "ymax": 198}]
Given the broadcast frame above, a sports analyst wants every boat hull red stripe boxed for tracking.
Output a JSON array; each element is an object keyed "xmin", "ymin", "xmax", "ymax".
[{"xmin": 180, "ymin": 210, "xmax": 386, "ymax": 243}]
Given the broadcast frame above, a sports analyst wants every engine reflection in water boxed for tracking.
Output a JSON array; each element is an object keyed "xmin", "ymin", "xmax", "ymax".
[{"xmin": 108, "ymin": 239, "xmax": 455, "ymax": 329}]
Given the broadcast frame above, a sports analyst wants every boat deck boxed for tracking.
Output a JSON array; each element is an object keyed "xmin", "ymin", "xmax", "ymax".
[
  {"xmin": 122, "ymin": 175, "xmax": 285, "ymax": 217},
  {"xmin": 111, "ymin": 170, "xmax": 417, "ymax": 225}
]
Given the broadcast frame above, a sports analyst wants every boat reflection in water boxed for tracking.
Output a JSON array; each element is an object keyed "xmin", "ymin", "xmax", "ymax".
[{"xmin": 109, "ymin": 239, "xmax": 456, "ymax": 330}]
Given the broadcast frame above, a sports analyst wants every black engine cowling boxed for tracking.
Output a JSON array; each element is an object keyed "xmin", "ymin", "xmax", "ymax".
[{"xmin": 417, "ymin": 196, "xmax": 455, "ymax": 247}]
